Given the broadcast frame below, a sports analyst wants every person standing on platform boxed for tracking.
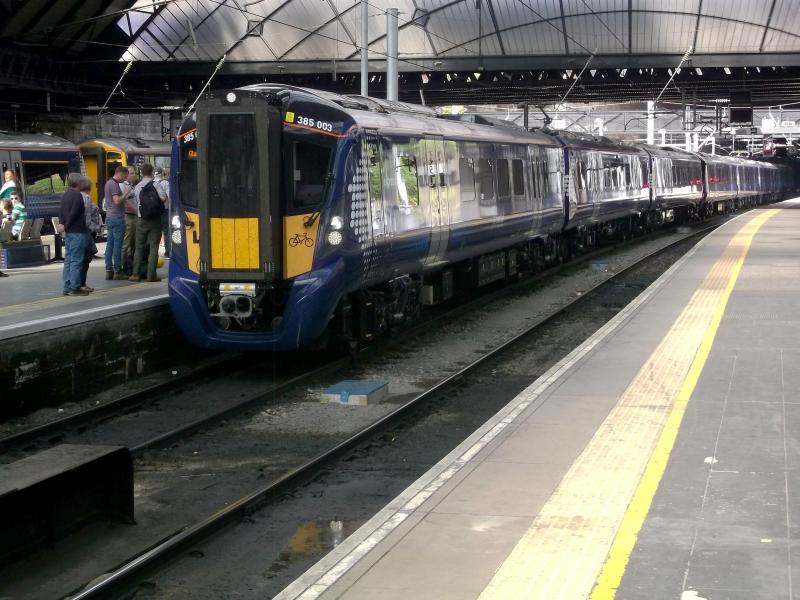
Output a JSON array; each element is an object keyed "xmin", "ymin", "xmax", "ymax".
[
  {"xmin": 121, "ymin": 166, "xmax": 138, "ymax": 273},
  {"xmin": 59, "ymin": 173, "xmax": 89, "ymax": 296},
  {"xmin": 78, "ymin": 176, "xmax": 101, "ymax": 293},
  {"xmin": 104, "ymin": 166, "xmax": 130, "ymax": 280},
  {"xmin": 153, "ymin": 166, "xmax": 170, "ymax": 258},
  {"xmin": 130, "ymin": 164, "xmax": 166, "ymax": 283}
]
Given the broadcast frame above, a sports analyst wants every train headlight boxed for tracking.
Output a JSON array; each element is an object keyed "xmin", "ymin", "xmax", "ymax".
[
  {"xmin": 171, "ymin": 215, "xmax": 182, "ymax": 230},
  {"xmin": 330, "ymin": 215, "xmax": 344, "ymax": 230},
  {"xmin": 225, "ymin": 92, "xmax": 237, "ymax": 104},
  {"xmin": 327, "ymin": 230, "xmax": 343, "ymax": 246},
  {"xmin": 171, "ymin": 230, "xmax": 183, "ymax": 245}
]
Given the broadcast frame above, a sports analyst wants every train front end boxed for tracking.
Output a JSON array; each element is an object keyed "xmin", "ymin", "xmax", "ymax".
[{"xmin": 168, "ymin": 88, "xmax": 353, "ymax": 350}]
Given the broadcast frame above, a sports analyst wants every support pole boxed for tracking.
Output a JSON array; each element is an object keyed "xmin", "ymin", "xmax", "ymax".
[
  {"xmin": 361, "ymin": 0, "xmax": 368, "ymax": 97},
  {"xmin": 386, "ymin": 8, "xmax": 398, "ymax": 101},
  {"xmin": 646, "ymin": 100, "xmax": 655, "ymax": 145},
  {"xmin": 523, "ymin": 104, "xmax": 529, "ymax": 130}
]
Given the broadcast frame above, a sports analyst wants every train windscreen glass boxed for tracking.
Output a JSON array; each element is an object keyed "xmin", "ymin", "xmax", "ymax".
[
  {"xmin": 290, "ymin": 140, "xmax": 332, "ymax": 213},
  {"xmin": 180, "ymin": 140, "xmax": 198, "ymax": 207}
]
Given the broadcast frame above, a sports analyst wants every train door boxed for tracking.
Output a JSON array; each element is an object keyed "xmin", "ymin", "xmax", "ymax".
[
  {"xmin": 196, "ymin": 92, "xmax": 280, "ymax": 282},
  {"xmin": 423, "ymin": 136, "xmax": 449, "ymax": 266},
  {"xmin": 83, "ymin": 155, "xmax": 100, "ymax": 202}
]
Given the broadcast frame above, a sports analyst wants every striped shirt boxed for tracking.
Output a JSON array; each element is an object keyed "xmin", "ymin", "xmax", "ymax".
[{"xmin": 11, "ymin": 203, "xmax": 27, "ymax": 236}]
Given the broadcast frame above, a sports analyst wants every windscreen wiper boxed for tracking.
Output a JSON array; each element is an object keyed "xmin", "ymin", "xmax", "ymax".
[{"xmin": 302, "ymin": 172, "xmax": 334, "ymax": 228}]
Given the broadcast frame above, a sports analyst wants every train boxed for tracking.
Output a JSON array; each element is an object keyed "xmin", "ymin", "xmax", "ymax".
[
  {"xmin": 78, "ymin": 137, "xmax": 171, "ymax": 205},
  {"xmin": 0, "ymin": 131, "xmax": 83, "ymax": 226},
  {"xmin": 167, "ymin": 85, "xmax": 798, "ymax": 351}
]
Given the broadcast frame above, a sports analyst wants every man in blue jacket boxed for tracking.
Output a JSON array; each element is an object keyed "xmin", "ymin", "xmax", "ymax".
[{"xmin": 59, "ymin": 173, "xmax": 89, "ymax": 296}]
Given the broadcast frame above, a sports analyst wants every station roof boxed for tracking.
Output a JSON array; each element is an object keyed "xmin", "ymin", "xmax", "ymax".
[
  {"xmin": 2, "ymin": 0, "xmax": 800, "ymax": 118},
  {"xmin": 114, "ymin": 0, "xmax": 800, "ymax": 70}
]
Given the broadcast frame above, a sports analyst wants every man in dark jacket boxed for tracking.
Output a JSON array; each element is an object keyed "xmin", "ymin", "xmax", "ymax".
[{"xmin": 59, "ymin": 172, "xmax": 89, "ymax": 296}]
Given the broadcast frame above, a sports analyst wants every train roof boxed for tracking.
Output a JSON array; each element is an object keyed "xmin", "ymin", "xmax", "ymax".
[
  {"xmin": 235, "ymin": 84, "xmax": 561, "ymax": 148},
  {"xmin": 79, "ymin": 137, "xmax": 171, "ymax": 154},
  {"xmin": 554, "ymin": 131, "xmax": 648, "ymax": 155},
  {"xmin": 0, "ymin": 131, "xmax": 77, "ymax": 150},
  {"xmin": 641, "ymin": 144, "xmax": 703, "ymax": 160},
  {"xmin": 698, "ymin": 152, "xmax": 776, "ymax": 168}
]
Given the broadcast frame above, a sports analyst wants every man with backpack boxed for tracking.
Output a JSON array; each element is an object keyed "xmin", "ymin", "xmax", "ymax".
[{"xmin": 129, "ymin": 163, "xmax": 166, "ymax": 282}]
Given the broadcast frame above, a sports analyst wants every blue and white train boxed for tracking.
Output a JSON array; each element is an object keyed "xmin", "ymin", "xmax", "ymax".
[{"xmin": 167, "ymin": 85, "xmax": 797, "ymax": 351}]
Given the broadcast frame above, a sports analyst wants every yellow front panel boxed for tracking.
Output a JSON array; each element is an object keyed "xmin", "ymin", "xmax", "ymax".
[
  {"xmin": 209, "ymin": 217, "xmax": 260, "ymax": 271},
  {"xmin": 221, "ymin": 218, "xmax": 236, "ymax": 269},
  {"xmin": 248, "ymin": 218, "xmax": 260, "ymax": 267},
  {"xmin": 283, "ymin": 214, "xmax": 320, "ymax": 279},
  {"xmin": 210, "ymin": 218, "xmax": 223, "ymax": 268},
  {"xmin": 184, "ymin": 211, "xmax": 201, "ymax": 274},
  {"xmin": 83, "ymin": 156, "xmax": 99, "ymax": 203}
]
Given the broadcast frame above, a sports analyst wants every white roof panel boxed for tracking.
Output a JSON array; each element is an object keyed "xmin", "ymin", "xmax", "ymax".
[{"xmin": 115, "ymin": 0, "xmax": 800, "ymax": 64}]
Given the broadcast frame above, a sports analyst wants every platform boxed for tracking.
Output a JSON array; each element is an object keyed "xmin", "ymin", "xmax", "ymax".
[
  {"xmin": 277, "ymin": 201, "xmax": 800, "ymax": 600},
  {"xmin": 0, "ymin": 242, "xmax": 180, "ymax": 414}
]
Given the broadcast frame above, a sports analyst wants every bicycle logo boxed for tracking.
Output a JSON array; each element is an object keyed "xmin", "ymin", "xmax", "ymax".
[{"xmin": 289, "ymin": 232, "xmax": 314, "ymax": 248}]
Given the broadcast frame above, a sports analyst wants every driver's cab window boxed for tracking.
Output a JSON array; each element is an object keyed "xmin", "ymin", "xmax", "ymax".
[{"xmin": 290, "ymin": 140, "xmax": 333, "ymax": 213}]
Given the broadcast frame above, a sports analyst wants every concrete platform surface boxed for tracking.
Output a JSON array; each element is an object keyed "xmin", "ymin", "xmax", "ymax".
[
  {"xmin": 275, "ymin": 201, "xmax": 800, "ymax": 600},
  {"xmin": 0, "ymin": 240, "xmax": 168, "ymax": 341}
]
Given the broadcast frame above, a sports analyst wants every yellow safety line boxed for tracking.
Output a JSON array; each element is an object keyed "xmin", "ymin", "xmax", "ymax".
[
  {"xmin": 1, "ymin": 284, "xmax": 161, "ymax": 316},
  {"xmin": 590, "ymin": 207, "xmax": 779, "ymax": 599},
  {"xmin": 478, "ymin": 209, "xmax": 779, "ymax": 600}
]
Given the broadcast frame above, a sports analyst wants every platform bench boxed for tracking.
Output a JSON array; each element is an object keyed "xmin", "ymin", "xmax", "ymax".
[
  {"xmin": 0, "ymin": 444, "xmax": 134, "ymax": 565},
  {"xmin": 0, "ymin": 239, "xmax": 50, "ymax": 268}
]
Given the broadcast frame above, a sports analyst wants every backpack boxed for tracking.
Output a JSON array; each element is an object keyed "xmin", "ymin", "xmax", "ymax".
[{"xmin": 139, "ymin": 180, "xmax": 164, "ymax": 220}]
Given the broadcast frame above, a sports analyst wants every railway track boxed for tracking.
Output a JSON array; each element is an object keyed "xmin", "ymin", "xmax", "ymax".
[{"xmin": 64, "ymin": 219, "xmax": 722, "ymax": 600}]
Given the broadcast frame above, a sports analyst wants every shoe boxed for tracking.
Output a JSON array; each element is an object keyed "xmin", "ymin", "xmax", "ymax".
[
  {"xmin": 79, "ymin": 286, "xmax": 94, "ymax": 293},
  {"xmin": 128, "ymin": 275, "xmax": 141, "ymax": 282},
  {"xmin": 105, "ymin": 271, "xmax": 113, "ymax": 280},
  {"xmin": 146, "ymin": 276, "xmax": 162, "ymax": 282},
  {"xmin": 0, "ymin": 271, "xmax": 7, "ymax": 277},
  {"xmin": 64, "ymin": 288, "xmax": 91, "ymax": 296},
  {"xmin": 113, "ymin": 272, "xmax": 128, "ymax": 280}
]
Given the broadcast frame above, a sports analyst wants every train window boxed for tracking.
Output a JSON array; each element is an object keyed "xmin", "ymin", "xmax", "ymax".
[
  {"xmin": 396, "ymin": 155, "xmax": 419, "ymax": 207},
  {"xmin": 459, "ymin": 157, "xmax": 476, "ymax": 202},
  {"xmin": 367, "ymin": 142, "xmax": 383, "ymax": 234},
  {"xmin": 179, "ymin": 151, "xmax": 198, "ymax": 208},
  {"xmin": 22, "ymin": 162, "xmax": 68, "ymax": 196},
  {"xmin": 497, "ymin": 159, "xmax": 510, "ymax": 197},
  {"xmin": 210, "ymin": 113, "xmax": 260, "ymax": 217},
  {"xmin": 291, "ymin": 140, "xmax": 333, "ymax": 212},
  {"xmin": 477, "ymin": 158, "xmax": 494, "ymax": 203},
  {"xmin": 512, "ymin": 159, "xmax": 524, "ymax": 195}
]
